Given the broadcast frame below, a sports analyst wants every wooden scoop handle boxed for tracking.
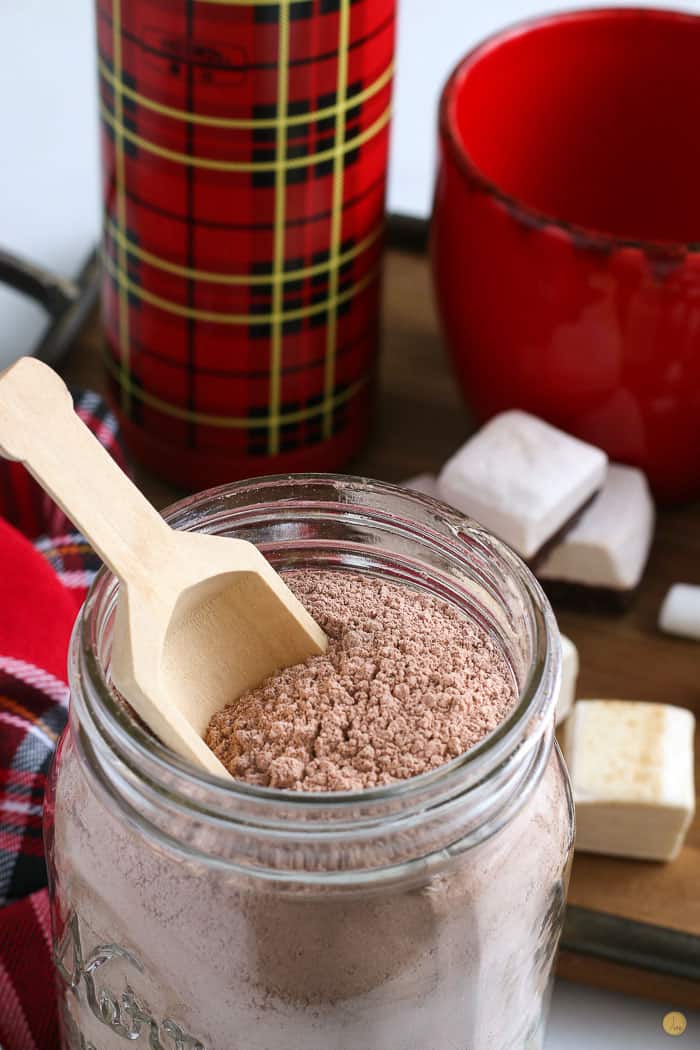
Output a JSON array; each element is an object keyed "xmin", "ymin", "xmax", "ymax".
[{"xmin": 0, "ymin": 357, "xmax": 170, "ymax": 584}]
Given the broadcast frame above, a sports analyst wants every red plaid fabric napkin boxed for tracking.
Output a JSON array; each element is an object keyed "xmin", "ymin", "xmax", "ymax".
[{"xmin": 0, "ymin": 390, "xmax": 126, "ymax": 1050}]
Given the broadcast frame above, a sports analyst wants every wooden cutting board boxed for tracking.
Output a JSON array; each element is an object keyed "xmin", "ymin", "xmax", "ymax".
[{"xmin": 64, "ymin": 245, "xmax": 700, "ymax": 1010}]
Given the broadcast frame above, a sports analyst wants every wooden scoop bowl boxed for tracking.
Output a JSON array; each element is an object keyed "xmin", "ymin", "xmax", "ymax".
[{"xmin": 0, "ymin": 358, "xmax": 327, "ymax": 777}]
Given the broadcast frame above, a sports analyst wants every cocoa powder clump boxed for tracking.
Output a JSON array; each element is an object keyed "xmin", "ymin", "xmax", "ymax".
[{"xmin": 205, "ymin": 571, "xmax": 516, "ymax": 790}]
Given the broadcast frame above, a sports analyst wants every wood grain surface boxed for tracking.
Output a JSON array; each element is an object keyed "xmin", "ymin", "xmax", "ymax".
[{"xmin": 63, "ymin": 248, "xmax": 700, "ymax": 1005}]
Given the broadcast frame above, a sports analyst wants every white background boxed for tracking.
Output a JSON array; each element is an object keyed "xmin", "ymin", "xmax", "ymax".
[{"xmin": 1, "ymin": 4, "xmax": 699, "ymax": 1044}]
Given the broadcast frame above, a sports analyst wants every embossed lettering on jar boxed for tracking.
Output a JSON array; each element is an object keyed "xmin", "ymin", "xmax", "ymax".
[{"xmin": 44, "ymin": 476, "xmax": 575, "ymax": 1050}]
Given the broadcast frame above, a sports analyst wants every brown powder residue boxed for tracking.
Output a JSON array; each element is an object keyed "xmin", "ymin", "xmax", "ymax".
[{"xmin": 205, "ymin": 571, "xmax": 517, "ymax": 791}]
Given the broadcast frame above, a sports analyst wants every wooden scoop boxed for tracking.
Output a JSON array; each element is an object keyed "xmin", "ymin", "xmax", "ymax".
[{"xmin": 0, "ymin": 357, "xmax": 327, "ymax": 777}]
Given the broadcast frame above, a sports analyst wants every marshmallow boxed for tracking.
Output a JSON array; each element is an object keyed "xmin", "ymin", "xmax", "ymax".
[
  {"xmin": 556, "ymin": 635, "xmax": 579, "ymax": 726},
  {"xmin": 438, "ymin": 411, "xmax": 608, "ymax": 559},
  {"xmin": 659, "ymin": 584, "xmax": 700, "ymax": 641},
  {"xmin": 401, "ymin": 473, "xmax": 439, "ymax": 499},
  {"xmin": 563, "ymin": 700, "xmax": 696, "ymax": 862},
  {"xmin": 538, "ymin": 464, "xmax": 655, "ymax": 591}
]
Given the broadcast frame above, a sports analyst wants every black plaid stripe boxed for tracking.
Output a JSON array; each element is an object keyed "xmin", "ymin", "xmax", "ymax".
[
  {"xmin": 245, "ymin": 378, "xmax": 362, "ymax": 454},
  {"xmin": 104, "ymin": 221, "xmax": 142, "ymax": 312},
  {"xmin": 119, "ymin": 170, "xmax": 386, "ymax": 232},
  {"xmin": 251, "ymin": 83, "xmax": 365, "ymax": 186},
  {"xmin": 100, "ymin": 321, "xmax": 380, "ymax": 380},
  {"xmin": 246, "ymin": 237, "xmax": 364, "ymax": 338}
]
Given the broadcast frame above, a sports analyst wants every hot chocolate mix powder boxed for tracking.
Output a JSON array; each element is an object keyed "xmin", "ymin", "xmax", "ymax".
[{"xmin": 205, "ymin": 571, "xmax": 517, "ymax": 789}]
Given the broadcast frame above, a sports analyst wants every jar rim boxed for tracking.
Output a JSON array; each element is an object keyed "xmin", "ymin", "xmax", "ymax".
[{"xmin": 73, "ymin": 473, "xmax": 560, "ymax": 825}]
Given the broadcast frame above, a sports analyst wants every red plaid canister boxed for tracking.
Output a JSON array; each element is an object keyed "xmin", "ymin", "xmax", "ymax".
[{"xmin": 96, "ymin": 0, "xmax": 395, "ymax": 488}]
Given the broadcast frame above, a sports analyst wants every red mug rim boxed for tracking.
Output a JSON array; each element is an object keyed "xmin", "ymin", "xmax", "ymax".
[{"xmin": 438, "ymin": 6, "xmax": 700, "ymax": 258}]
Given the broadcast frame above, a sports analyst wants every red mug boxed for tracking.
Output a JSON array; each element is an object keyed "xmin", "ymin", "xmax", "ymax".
[{"xmin": 431, "ymin": 8, "xmax": 700, "ymax": 503}]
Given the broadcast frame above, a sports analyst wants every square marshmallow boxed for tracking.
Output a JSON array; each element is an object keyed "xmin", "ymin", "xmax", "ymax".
[
  {"xmin": 556, "ymin": 635, "xmax": 579, "ymax": 726},
  {"xmin": 438, "ymin": 412, "xmax": 608, "ymax": 559},
  {"xmin": 564, "ymin": 700, "xmax": 696, "ymax": 861},
  {"xmin": 659, "ymin": 584, "xmax": 700, "ymax": 641},
  {"xmin": 538, "ymin": 464, "xmax": 655, "ymax": 591}
]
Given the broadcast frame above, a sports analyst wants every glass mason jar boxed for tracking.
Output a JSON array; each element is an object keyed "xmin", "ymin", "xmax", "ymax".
[{"xmin": 44, "ymin": 475, "xmax": 574, "ymax": 1050}]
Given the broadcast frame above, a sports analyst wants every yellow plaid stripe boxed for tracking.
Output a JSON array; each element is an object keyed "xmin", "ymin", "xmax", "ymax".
[
  {"xmin": 99, "ymin": 101, "xmax": 391, "ymax": 172},
  {"xmin": 98, "ymin": 57, "xmax": 393, "ymax": 130},
  {"xmin": 104, "ymin": 350, "xmax": 369, "ymax": 428},
  {"xmin": 111, "ymin": 0, "xmax": 130, "ymax": 415},
  {"xmin": 105, "ymin": 217, "xmax": 382, "ymax": 285},
  {"xmin": 102, "ymin": 250, "xmax": 379, "ymax": 325},
  {"xmin": 323, "ymin": 0, "xmax": 350, "ymax": 439}
]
